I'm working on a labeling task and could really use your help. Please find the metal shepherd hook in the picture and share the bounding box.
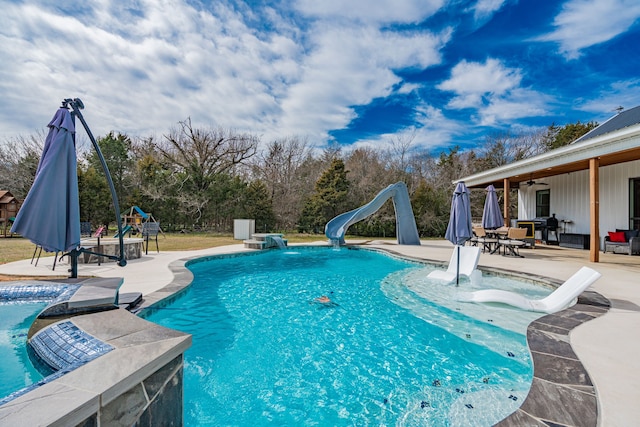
[63,98,127,276]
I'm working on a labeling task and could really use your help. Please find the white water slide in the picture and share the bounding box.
[324,182,421,245]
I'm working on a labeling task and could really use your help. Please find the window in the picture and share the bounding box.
[630,178,640,230]
[536,189,550,217]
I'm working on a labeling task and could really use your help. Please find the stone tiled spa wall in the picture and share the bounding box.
[78,354,184,426]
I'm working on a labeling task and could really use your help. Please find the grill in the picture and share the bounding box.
[532,215,559,245]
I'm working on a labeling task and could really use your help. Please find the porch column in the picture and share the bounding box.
[503,178,510,227]
[590,158,600,262]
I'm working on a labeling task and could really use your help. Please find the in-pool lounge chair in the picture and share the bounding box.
[455,266,601,314]
[427,246,482,284]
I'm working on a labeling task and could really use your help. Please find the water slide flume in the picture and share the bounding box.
[325,182,420,246]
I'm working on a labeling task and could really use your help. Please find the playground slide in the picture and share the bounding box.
[325,182,420,245]
[113,225,132,238]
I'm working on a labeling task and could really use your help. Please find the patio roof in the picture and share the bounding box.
[456,105,640,263]
[459,106,640,189]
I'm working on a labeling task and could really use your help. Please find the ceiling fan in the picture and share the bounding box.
[525,175,548,186]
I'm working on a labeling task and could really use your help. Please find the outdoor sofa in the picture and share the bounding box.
[604,229,640,255]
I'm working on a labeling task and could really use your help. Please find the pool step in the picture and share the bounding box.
[243,233,287,250]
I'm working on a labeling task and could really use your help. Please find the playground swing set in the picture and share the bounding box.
[118,206,164,254]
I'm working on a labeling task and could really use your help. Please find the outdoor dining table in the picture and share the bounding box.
[486,228,509,254]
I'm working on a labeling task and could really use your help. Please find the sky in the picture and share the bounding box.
[1,0,639,153]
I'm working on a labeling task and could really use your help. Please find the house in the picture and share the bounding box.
[0,190,20,237]
[457,105,640,262]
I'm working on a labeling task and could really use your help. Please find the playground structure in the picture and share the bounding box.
[119,206,162,237]
[0,190,19,237]
[119,206,163,254]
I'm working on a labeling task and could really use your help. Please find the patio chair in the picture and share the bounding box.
[142,222,160,254]
[31,245,60,271]
[427,246,482,285]
[80,221,92,237]
[498,227,527,257]
[471,226,498,253]
[455,266,601,314]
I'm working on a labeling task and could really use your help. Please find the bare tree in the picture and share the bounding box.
[384,131,417,177]
[154,118,259,224]
[344,147,386,206]
[160,118,258,181]
[251,136,313,229]
[477,129,546,170]
[0,132,45,199]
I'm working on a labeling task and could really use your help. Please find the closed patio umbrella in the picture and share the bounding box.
[12,99,127,277]
[482,184,504,229]
[11,108,80,254]
[444,182,473,285]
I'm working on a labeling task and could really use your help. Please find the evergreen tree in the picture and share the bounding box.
[298,158,350,233]
[77,165,112,227]
[411,180,449,237]
[543,121,598,150]
[243,180,277,232]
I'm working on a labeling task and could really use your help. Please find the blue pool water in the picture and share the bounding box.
[144,247,547,426]
[0,302,47,400]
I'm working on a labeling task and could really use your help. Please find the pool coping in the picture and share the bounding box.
[136,244,611,426]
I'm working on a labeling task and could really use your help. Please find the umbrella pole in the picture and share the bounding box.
[65,98,127,277]
[456,245,460,286]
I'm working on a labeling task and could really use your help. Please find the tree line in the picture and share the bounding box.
[0,119,597,237]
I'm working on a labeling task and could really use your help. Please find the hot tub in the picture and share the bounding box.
[79,238,144,263]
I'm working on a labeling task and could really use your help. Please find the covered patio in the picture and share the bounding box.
[457,105,640,263]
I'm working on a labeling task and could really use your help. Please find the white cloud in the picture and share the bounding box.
[294,0,444,24]
[437,58,550,125]
[280,25,450,139]
[412,104,465,148]
[0,1,303,141]
[575,79,640,118]
[437,59,522,107]
[0,0,449,148]
[350,104,463,152]
[536,0,640,59]
[396,82,422,95]
[476,88,550,126]
[471,0,508,21]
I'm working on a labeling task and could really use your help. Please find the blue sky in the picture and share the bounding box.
[0,0,639,153]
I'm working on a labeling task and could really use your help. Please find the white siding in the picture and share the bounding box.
[516,160,640,248]
[600,160,640,232]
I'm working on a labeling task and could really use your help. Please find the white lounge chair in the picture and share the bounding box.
[427,246,482,284]
[455,266,601,314]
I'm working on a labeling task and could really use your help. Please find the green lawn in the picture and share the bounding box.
[0,232,334,265]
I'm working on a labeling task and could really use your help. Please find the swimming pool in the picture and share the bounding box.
[0,301,47,400]
[143,247,548,426]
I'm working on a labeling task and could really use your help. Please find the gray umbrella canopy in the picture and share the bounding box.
[445,182,473,246]
[11,108,80,253]
[482,184,504,229]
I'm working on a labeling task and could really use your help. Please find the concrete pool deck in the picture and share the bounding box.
[1,240,639,426]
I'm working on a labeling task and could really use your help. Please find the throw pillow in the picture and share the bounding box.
[608,231,626,243]
[623,229,639,241]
